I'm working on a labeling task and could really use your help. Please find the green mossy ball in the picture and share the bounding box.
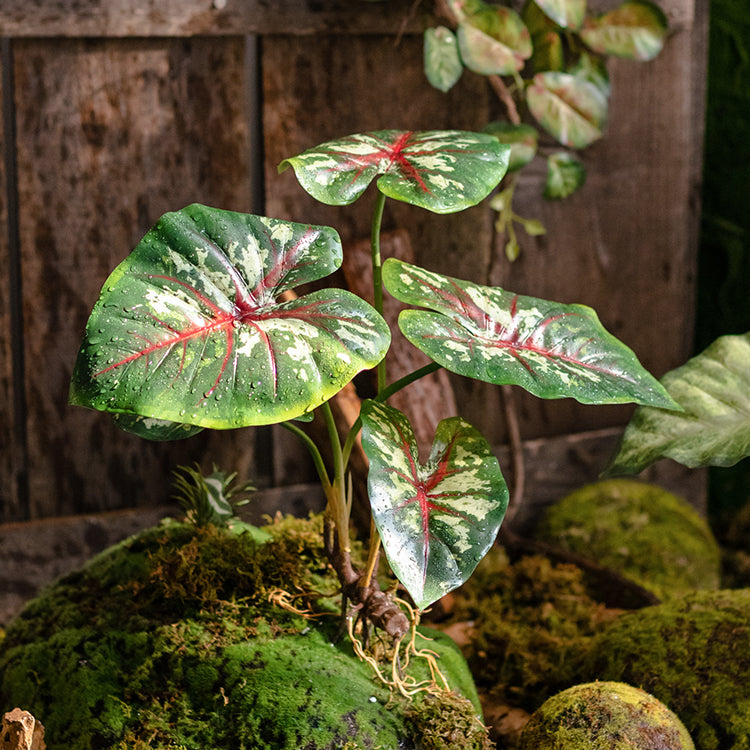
[0,517,484,750]
[534,479,721,600]
[518,681,694,749]
[580,590,750,750]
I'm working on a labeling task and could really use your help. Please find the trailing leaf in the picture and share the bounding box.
[279,130,509,214]
[607,333,750,475]
[382,258,678,408]
[526,71,608,148]
[483,122,539,172]
[456,6,533,76]
[70,204,390,428]
[580,0,668,61]
[544,152,587,199]
[360,400,508,610]
[522,1,566,72]
[424,26,464,92]
[533,0,586,30]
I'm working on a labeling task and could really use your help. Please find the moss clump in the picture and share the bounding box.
[579,589,750,750]
[518,681,695,749]
[0,515,485,750]
[450,547,616,710]
[404,692,493,750]
[533,479,721,600]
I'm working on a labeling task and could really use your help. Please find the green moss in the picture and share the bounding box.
[533,479,721,599]
[0,515,486,750]
[518,682,695,749]
[404,692,493,750]
[450,547,614,710]
[579,590,750,750]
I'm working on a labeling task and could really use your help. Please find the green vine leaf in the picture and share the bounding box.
[279,130,509,214]
[534,0,587,30]
[424,26,464,92]
[527,71,608,148]
[580,0,668,61]
[544,152,587,199]
[70,204,390,428]
[606,333,750,475]
[456,6,533,76]
[360,400,508,610]
[483,122,539,172]
[382,258,678,408]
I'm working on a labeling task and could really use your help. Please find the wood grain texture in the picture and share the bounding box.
[13,37,261,518]
[0,0,424,38]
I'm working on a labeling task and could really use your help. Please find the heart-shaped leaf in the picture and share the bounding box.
[483,122,539,171]
[70,204,390,428]
[360,400,508,610]
[457,5,533,76]
[606,333,750,475]
[526,71,608,148]
[544,151,586,199]
[534,0,587,30]
[581,0,668,61]
[424,26,464,92]
[383,258,678,408]
[279,130,509,214]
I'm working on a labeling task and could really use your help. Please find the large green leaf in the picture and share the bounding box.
[424,26,464,92]
[70,204,390,428]
[607,334,750,474]
[456,6,533,76]
[279,130,509,214]
[580,0,668,61]
[533,0,586,30]
[526,71,608,148]
[382,258,677,408]
[360,400,508,610]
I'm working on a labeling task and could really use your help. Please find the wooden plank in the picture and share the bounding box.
[0,48,18,523]
[13,37,263,519]
[0,0,424,38]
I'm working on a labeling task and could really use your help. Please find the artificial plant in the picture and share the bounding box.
[70,128,677,689]
[424,0,669,258]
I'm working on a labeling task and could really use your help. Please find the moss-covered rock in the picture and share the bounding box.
[533,479,721,600]
[518,681,694,749]
[579,590,750,750]
[448,547,617,710]
[0,516,486,750]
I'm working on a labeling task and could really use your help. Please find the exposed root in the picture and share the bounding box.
[267,587,332,619]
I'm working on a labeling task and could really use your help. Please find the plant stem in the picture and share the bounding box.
[371,190,388,393]
[281,421,332,495]
[321,400,350,552]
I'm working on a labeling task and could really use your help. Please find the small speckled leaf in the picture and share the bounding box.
[526,71,607,148]
[483,122,539,172]
[535,0,586,29]
[360,400,508,610]
[580,0,668,61]
[606,333,750,474]
[424,26,464,92]
[383,259,678,408]
[456,6,533,76]
[70,204,390,428]
[544,152,586,199]
[279,130,509,214]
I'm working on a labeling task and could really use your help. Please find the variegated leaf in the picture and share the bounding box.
[456,6,533,76]
[278,130,509,214]
[544,152,586,199]
[581,0,668,61]
[382,258,678,408]
[606,334,750,475]
[70,204,390,428]
[360,400,508,610]
[535,0,587,29]
[424,26,464,92]
[526,71,608,148]
[483,122,539,172]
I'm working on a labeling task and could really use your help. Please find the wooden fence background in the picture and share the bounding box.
[0,0,708,526]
